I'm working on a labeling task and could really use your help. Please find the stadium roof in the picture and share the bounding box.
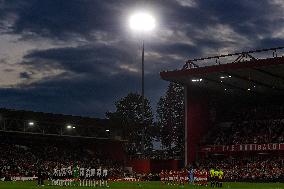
[0,108,107,126]
[160,47,284,96]
[0,108,124,140]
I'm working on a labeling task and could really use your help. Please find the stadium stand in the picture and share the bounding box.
[202,104,284,145]
[198,155,283,182]
[0,109,126,181]
[0,133,125,180]
[161,47,284,182]
[198,103,284,182]
[0,133,122,180]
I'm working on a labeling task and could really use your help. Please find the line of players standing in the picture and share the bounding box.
[160,168,224,187]
[52,166,109,187]
[160,170,189,186]
[209,169,224,188]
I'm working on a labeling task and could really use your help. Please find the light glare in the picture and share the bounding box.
[191,78,203,82]
[220,75,231,79]
[129,12,155,32]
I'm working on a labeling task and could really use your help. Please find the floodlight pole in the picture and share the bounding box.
[129,12,155,157]
[141,40,145,157]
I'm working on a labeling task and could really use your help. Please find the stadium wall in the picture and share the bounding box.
[128,159,180,173]
[185,88,210,165]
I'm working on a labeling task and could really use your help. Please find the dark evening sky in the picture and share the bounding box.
[0,0,283,118]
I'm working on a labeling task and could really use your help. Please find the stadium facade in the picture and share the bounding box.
[160,47,284,166]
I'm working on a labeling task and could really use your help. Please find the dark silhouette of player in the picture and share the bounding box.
[37,166,44,186]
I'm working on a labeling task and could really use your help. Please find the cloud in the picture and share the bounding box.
[22,43,138,75]
[0,0,283,117]
[0,61,165,117]
[176,0,197,8]
[19,71,31,79]
[6,42,164,117]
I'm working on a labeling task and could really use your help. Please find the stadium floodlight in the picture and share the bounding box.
[247,88,251,91]
[106,129,110,132]
[129,12,156,32]
[28,121,34,126]
[220,75,232,79]
[128,11,156,156]
[191,78,203,82]
[66,125,72,129]
[72,126,76,129]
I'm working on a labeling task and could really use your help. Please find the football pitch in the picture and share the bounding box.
[0,181,283,189]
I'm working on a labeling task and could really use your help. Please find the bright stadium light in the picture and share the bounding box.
[106,129,110,132]
[66,125,72,129]
[128,10,156,157]
[129,12,156,32]
[28,121,34,126]
[220,75,232,79]
[191,78,203,82]
[72,126,76,129]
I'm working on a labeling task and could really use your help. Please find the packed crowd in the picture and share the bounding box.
[199,103,284,182]
[204,119,284,145]
[0,136,124,180]
[203,104,284,145]
[199,155,284,182]
[220,103,284,122]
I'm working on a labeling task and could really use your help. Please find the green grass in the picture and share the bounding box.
[0,181,283,189]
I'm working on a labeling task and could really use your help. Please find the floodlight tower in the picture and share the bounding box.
[129,11,156,156]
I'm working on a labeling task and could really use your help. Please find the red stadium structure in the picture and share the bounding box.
[160,47,284,166]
